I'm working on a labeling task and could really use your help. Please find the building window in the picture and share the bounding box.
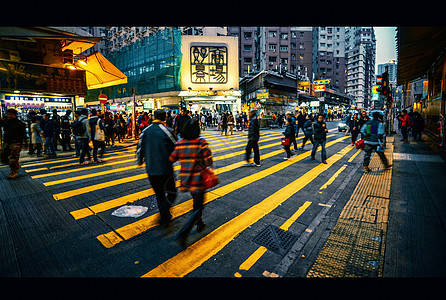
[291,53,296,59]
[320,43,325,47]
[244,32,252,39]
[291,31,297,38]
[299,43,304,49]
[321,35,325,39]
[269,44,277,51]
[280,45,288,52]
[327,35,332,40]
[280,33,288,39]
[327,28,333,34]
[269,56,277,62]
[299,54,304,60]
[245,57,252,63]
[269,31,277,37]
[291,43,296,49]
[244,45,252,51]
[300,32,304,38]
[281,58,288,65]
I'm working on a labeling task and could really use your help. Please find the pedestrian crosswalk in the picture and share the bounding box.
[22,126,363,277]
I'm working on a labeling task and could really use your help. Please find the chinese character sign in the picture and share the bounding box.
[190,46,227,84]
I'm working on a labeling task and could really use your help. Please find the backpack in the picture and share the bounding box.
[72,118,86,136]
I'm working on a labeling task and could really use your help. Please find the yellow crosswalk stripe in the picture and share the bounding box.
[141,143,354,277]
[348,148,362,163]
[22,148,136,169]
[96,136,348,249]
[319,164,348,191]
[52,134,335,200]
[69,137,315,220]
[31,158,137,179]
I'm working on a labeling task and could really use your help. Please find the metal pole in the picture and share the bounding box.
[132,87,136,140]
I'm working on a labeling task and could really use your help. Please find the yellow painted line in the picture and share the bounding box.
[210,133,279,148]
[234,272,242,278]
[22,148,136,168]
[43,164,141,186]
[48,153,136,170]
[96,136,349,249]
[239,246,268,271]
[348,148,362,163]
[279,201,312,231]
[236,201,312,274]
[32,158,137,179]
[25,167,48,173]
[319,164,348,191]
[141,143,354,277]
[70,139,309,220]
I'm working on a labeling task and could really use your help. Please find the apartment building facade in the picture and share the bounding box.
[227,26,313,80]
[345,26,376,109]
[312,26,347,93]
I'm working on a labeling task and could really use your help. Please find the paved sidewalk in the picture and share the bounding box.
[284,130,446,277]
[383,133,446,277]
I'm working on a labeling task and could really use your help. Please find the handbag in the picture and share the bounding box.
[191,141,219,190]
[201,167,219,189]
[281,138,290,146]
[355,139,365,149]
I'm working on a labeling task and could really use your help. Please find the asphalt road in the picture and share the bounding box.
[0,120,366,277]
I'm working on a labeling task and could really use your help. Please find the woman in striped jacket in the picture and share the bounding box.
[169,118,213,247]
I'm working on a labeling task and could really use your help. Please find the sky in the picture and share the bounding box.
[374,27,397,73]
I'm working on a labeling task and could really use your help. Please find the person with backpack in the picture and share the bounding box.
[137,109,178,229]
[299,114,314,150]
[60,109,73,151]
[310,114,328,164]
[360,111,393,172]
[89,109,106,163]
[77,108,92,165]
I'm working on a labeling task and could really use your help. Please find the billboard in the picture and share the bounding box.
[180,36,239,91]
[0,59,87,95]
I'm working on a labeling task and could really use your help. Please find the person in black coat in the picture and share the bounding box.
[350,113,361,145]
[299,114,314,150]
[310,114,328,164]
[244,109,260,167]
[0,109,27,179]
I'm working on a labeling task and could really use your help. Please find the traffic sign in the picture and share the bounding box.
[98,94,108,104]
[313,79,330,85]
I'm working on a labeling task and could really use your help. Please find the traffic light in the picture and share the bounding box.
[376,72,389,96]
[382,72,389,96]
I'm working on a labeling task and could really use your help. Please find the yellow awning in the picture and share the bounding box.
[77,51,127,90]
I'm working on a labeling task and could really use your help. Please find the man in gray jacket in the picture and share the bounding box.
[137,109,177,227]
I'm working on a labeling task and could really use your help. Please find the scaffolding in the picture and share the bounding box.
[86,27,182,102]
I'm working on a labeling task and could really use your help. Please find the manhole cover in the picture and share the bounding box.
[252,225,299,255]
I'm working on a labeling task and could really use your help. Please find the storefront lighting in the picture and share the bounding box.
[13,90,20,93]
[77,59,87,66]
[67,65,77,70]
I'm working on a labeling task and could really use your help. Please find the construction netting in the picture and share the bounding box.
[86,27,182,102]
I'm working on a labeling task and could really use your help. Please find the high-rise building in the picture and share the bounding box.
[227,26,313,80]
[377,60,397,86]
[312,26,347,93]
[345,27,376,109]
